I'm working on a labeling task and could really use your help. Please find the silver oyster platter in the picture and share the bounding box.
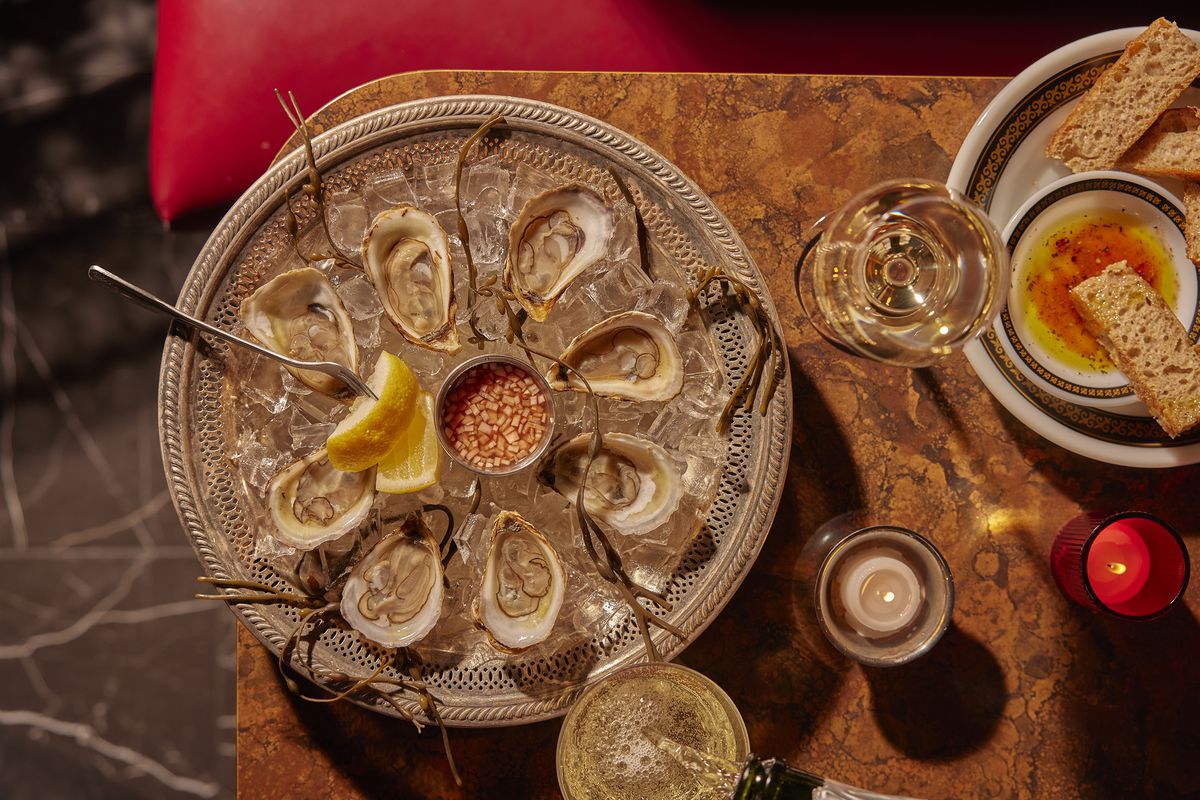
[159,95,792,726]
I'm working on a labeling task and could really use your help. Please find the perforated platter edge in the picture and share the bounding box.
[158,95,792,726]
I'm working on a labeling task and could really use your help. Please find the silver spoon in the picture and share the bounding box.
[88,265,377,400]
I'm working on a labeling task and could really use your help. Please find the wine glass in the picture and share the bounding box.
[794,179,1008,367]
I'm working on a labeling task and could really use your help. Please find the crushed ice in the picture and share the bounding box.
[227,143,737,663]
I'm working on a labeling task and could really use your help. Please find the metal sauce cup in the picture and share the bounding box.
[434,353,557,477]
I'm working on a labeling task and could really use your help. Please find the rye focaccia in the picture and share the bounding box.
[1116,109,1200,263]
[1116,107,1200,179]
[1069,261,1200,438]
[1047,18,1200,173]
[1184,181,1200,263]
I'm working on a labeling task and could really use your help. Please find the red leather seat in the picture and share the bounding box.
[148,1,1159,222]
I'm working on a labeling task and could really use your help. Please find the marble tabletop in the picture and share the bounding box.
[1,2,235,797]
[235,70,1200,799]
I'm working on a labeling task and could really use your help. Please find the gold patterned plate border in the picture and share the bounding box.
[948,26,1200,467]
[997,176,1195,401]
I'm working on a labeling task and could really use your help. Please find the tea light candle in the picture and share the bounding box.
[1085,520,1151,606]
[837,549,924,638]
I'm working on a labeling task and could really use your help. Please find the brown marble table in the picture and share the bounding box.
[237,71,1200,799]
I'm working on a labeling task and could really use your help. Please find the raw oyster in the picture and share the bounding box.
[266,447,376,550]
[240,267,359,397]
[546,310,683,402]
[362,205,460,353]
[476,511,566,653]
[341,515,444,648]
[504,184,614,321]
[539,433,682,536]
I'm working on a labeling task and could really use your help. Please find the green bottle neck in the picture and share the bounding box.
[732,757,824,800]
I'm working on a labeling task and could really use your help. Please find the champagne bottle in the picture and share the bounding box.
[732,755,918,800]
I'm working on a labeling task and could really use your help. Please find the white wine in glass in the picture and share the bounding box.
[795,179,1008,367]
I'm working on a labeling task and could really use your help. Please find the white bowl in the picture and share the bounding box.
[994,170,1197,411]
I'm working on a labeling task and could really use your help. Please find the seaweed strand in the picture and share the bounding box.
[452,112,506,346]
[607,167,653,280]
[193,515,460,784]
[274,89,361,269]
[691,267,785,432]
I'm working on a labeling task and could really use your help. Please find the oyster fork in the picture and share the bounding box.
[88,265,377,400]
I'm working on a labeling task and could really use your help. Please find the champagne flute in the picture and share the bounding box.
[794,179,1008,367]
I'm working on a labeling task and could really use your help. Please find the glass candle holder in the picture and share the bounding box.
[1051,511,1190,619]
[814,525,954,667]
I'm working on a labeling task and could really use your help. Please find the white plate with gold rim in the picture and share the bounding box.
[948,25,1200,468]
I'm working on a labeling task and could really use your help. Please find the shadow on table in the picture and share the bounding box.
[781,347,865,538]
[914,366,969,441]
[1005,512,1200,798]
[990,396,1200,542]
[1063,602,1200,799]
[278,669,561,799]
[683,351,862,755]
[862,623,1006,761]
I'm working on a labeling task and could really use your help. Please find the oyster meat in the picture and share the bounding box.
[540,433,683,536]
[266,447,376,550]
[362,205,460,353]
[546,310,683,402]
[240,267,359,397]
[341,515,444,648]
[476,511,566,652]
[504,184,614,322]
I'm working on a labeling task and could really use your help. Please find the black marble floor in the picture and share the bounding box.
[1,1,234,797]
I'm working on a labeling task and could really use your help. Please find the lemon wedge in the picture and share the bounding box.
[376,392,442,494]
[326,351,419,472]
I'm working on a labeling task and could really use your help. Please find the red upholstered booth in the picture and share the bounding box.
[148,1,1175,222]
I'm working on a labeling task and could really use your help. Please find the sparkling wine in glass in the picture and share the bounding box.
[795,179,1008,367]
[556,662,749,800]
[556,662,923,799]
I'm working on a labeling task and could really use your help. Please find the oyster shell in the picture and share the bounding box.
[240,267,359,397]
[266,447,376,551]
[546,311,683,402]
[504,184,614,322]
[341,515,444,648]
[476,511,566,652]
[539,433,682,536]
[362,205,460,353]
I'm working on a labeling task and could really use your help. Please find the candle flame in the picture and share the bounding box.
[1107,561,1127,575]
[882,591,895,603]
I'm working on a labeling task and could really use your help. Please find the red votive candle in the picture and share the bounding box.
[1084,521,1150,606]
[1051,511,1190,620]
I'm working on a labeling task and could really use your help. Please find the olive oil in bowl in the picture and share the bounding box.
[1014,208,1177,373]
